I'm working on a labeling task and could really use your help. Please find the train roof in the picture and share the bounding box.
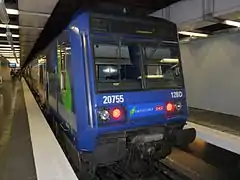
[89,10,176,27]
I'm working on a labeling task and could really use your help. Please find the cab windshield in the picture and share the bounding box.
[92,34,183,92]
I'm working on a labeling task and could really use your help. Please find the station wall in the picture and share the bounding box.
[180,32,240,117]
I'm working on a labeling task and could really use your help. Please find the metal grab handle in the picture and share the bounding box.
[80,32,94,128]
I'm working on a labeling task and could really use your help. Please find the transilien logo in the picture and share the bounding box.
[130,107,136,116]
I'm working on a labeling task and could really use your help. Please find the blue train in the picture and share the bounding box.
[25,9,196,177]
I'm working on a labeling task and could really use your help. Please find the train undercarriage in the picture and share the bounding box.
[53,114,195,180]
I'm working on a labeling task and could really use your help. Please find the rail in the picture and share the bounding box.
[96,160,191,180]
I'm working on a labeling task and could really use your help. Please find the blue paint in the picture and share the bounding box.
[68,13,97,150]
[92,89,188,139]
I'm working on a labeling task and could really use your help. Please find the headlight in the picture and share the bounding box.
[175,102,182,111]
[99,109,110,121]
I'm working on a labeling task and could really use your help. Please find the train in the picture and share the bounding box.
[24,8,196,178]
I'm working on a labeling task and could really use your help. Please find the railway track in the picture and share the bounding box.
[96,160,191,180]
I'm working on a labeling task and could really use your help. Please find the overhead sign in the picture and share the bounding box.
[8,62,16,68]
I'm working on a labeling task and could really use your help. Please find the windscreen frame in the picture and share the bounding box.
[141,41,184,90]
[91,33,184,93]
[91,33,144,93]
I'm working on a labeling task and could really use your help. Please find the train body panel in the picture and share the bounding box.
[77,89,187,150]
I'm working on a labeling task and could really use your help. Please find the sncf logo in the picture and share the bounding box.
[155,105,164,111]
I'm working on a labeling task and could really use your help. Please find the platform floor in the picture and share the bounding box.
[187,107,240,155]
[189,108,240,136]
[0,79,78,180]
[0,80,37,180]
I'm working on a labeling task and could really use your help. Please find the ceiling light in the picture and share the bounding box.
[0,48,20,51]
[7,59,18,62]
[0,52,20,54]
[160,58,179,63]
[0,24,19,29]
[1,55,19,58]
[0,33,19,37]
[0,49,20,52]
[0,44,20,47]
[0,51,20,54]
[4,55,19,57]
[178,31,208,37]
[7,57,20,59]
[6,8,19,15]
[0,54,20,57]
[223,20,240,27]
[1,56,19,58]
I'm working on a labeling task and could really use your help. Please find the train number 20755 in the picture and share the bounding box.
[103,95,124,104]
[171,91,183,98]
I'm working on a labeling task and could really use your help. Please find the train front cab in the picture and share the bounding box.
[69,12,196,166]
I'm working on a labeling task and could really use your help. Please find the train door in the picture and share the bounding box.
[47,45,58,113]
[56,31,75,131]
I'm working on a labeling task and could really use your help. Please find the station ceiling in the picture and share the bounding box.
[2,0,58,65]
[20,0,183,67]
[2,0,237,67]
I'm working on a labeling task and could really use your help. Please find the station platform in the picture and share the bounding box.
[0,79,78,180]
[186,107,240,155]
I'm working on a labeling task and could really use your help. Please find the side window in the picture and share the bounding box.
[58,42,71,92]
[57,31,71,92]
[60,47,67,91]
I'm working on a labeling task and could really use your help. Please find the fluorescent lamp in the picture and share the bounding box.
[0,48,11,50]
[2,54,20,56]
[6,58,20,61]
[2,56,19,58]
[0,49,20,52]
[224,20,240,27]
[8,59,17,63]
[178,31,208,37]
[137,75,164,79]
[0,33,19,38]
[1,55,20,57]
[160,58,179,63]
[0,24,19,29]
[3,54,19,56]
[0,48,20,51]
[6,8,19,15]
[0,51,20,53]
[0,52,20,54]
